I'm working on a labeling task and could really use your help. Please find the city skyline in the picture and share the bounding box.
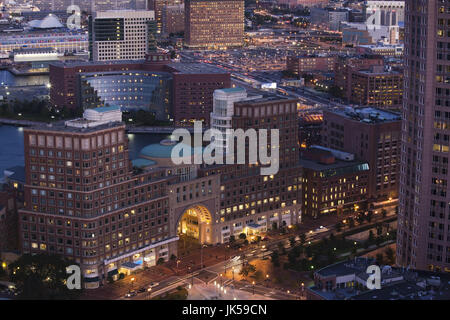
[0,0,449,305]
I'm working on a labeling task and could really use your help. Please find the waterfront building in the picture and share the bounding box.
[49,54,231,126]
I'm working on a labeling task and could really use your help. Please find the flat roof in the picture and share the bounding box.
[27,120,125,134]
[326,107,401,124]
[50,59,144,68]
[299,158,369,173]
[168,62,229,74]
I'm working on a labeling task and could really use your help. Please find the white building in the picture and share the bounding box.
[210,88,263,155]
[65,106,122,128]
[89,10,155,61]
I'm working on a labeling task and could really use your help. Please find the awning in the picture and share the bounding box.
[247,223,263,230]
[121,262,141,270]
[84,276,99,283]
[107,269,118,276]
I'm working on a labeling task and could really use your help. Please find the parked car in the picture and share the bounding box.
[148,282,159,288]
[125,290,137,298]
[138,287,146,293]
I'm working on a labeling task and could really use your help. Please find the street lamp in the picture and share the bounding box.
[200,244,207,270]
[252,281,255,295]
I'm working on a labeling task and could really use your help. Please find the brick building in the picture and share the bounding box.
[322,107,401,203]
[18,108,178,288]
[349,65,403,109]
[162,4,185,35]
[334,55,384,101]
[300,147,369,219]
[286,54,336,76]
[49,53,231,126]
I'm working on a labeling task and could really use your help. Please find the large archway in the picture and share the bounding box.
[177,205,213,246]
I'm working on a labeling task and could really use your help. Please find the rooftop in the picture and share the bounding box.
[168,62,230,74]
[299,158,369,175]
[316,257,375,278]
[27,120,125,134]
[326,107,401,124]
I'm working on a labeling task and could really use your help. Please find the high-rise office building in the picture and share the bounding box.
[89,10,156,61]
[397,0,450,273]
[148,0,183,34]
[162,3,185,35]
[184,0,244,50]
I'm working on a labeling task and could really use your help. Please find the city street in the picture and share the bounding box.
[81,208,396,300]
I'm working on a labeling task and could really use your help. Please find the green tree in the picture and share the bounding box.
[375,253,384,265]
[157,258,165,265]
[239,263,256,277]
[239,233,247,240]
[229,235,236,244]
[376,223,383,236]
[368,230,375,243]
[348,218,355,228]
[9,253,82,300]
[271,250,280,267]
[299,233,306,245]
[381,209,387,218]
[289,236,296,247]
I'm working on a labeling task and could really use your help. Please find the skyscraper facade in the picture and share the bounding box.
[89,10,156,61]
[184,0,244,50]
[397,0,450,272]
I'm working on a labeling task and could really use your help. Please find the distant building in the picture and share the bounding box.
[286,55,336,76]
[184,0,244,50]
[356,44,404,57]
[148,0,183,34]
[49,55,231,126]
[310,7,350,31]
[347,65,403,109]
[341,1,405,45]
[322,107,401,203]
[88,10,156,61]
[298,112,323,149]
[276,0,328,9]
[0,29,88,55]
[334,55,385,101]
[162,4,185,35]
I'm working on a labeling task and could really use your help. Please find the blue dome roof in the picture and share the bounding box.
[132,158,156,168]
[140,143,204,159]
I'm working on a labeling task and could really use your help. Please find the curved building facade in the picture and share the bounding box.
[79,70,173,121]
